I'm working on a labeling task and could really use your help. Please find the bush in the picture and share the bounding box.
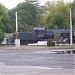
[51,42,55,46]
[47,39,55,47]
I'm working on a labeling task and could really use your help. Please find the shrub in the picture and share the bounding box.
[47,39,55,47]
[51,42,55,46]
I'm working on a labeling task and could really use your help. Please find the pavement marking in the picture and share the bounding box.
[34,51,57,54]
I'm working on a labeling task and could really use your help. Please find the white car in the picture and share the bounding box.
[1,38,8,45]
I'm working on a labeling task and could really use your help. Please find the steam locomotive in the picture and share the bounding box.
[12,27,75,45]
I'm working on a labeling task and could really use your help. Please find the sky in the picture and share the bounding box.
[0,0,73,9]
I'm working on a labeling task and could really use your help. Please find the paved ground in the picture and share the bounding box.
[0,46,75,75]
[0,64,74,75]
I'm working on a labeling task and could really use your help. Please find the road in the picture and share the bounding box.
[0,48,75,75]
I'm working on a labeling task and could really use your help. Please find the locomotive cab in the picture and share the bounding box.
[33,27,46,40]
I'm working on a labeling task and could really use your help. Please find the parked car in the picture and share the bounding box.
[1,38,8,45]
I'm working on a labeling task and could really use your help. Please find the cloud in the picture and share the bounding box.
[0,0,24,9]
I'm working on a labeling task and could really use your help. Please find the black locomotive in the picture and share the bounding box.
[11,27,75,45]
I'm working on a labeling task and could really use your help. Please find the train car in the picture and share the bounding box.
[11,27,75,45]
[33,27,75,43]
[33,27,70,39]
[33,27,53,40]
[11,32,38,45]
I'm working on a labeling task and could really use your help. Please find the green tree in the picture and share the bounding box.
[71,0,75,31]
[8,9,16,33]
[0,3,10,33]
[8,0,41,32]
[44,1,70,29]
[0,28,4,43]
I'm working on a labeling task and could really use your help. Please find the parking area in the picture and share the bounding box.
[0,48,75,75]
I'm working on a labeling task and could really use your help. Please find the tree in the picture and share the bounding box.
[71,0,75,31]
[8,1,42,32]
[8,9,16,33]
[0,28,4,43]
[0,3,10,33]
[44,1,70,29]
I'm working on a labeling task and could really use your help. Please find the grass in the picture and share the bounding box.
[0,44,75,50]
[47,44,75,49]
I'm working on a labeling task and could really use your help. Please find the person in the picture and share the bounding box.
[6,39,9,46]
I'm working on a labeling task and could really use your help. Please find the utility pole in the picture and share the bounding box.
[16,11,18,39]
[15,11,20,48]
[70,3,73,46]
[16,11,18,34]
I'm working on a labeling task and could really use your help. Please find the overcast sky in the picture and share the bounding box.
[0,0,73,9]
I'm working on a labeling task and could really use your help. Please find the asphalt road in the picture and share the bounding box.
[0,49,75,75]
